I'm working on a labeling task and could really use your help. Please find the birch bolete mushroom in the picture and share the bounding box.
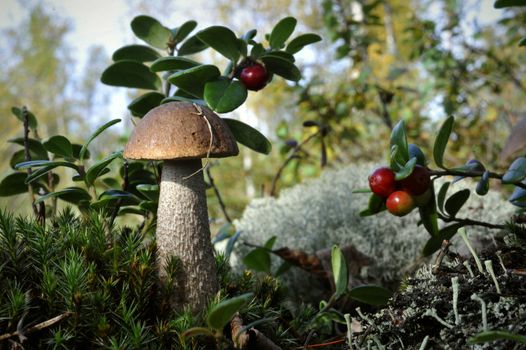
[123,101,238,312]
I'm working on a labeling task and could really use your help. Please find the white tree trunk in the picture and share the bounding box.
[156,159,218,312]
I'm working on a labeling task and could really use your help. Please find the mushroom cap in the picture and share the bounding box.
[124,102,239,160]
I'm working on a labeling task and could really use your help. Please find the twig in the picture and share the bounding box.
[0,312,73,342]
[22,106,39,218]
[109,159,129,228]
[437,212,505,230]
[432,240,451,274]
[270,131,321,196]
[230,313,282,350]
[429,169,526,190]
[206,165,232,223]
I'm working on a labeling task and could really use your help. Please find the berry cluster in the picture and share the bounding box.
[368,165,431,216]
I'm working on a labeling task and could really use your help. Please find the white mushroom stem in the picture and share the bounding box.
[156,159,218,312]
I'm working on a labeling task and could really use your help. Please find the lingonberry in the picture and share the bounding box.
[398,165,431,195]
[369,167,396,198]
[386,191,415,216]
[240,64,268,91]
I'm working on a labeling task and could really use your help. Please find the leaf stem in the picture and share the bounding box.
[429,169,526,190]
[437,212,505,230]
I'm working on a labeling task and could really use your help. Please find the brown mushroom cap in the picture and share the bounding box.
[124,102,239,160]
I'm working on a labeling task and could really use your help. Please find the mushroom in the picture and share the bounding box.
[124,101,238,312]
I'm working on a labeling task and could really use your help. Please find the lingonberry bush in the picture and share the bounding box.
[360,115,526,256]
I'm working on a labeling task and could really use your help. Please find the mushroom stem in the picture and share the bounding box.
[157,159,218,312]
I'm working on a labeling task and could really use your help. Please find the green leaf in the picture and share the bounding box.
[8,138,48,160]
[509,182,526,206]
[494,0,526,8]
[225,231,241,259]
[130,15,171,49]
[260,55,301,81]
[136,184,159,201]
[172,20,197,43]
[212,223,236,244]
[112,45,160,62]
[128,92,165,117]
[436,181,450,214]
[360,193,386,217]
[502,157,526,183]
[20,161,79,184]
[331,245,348,296]
[418,186,439,236]
[35,187,91,205]
[43,135,73,158]
[349,285,392,306]
[79,119,121,162]
[72,144,89,160]
[444,189,470,217]
[161,96,205,105]
[469,330,526,345]
[182,327,215,339]
[11,107,38,129]
[223,118,272,154]
[196,26,240,61]
[250,43,265,58]
[352,188,372,194]
[264,236,277,250]
[390,120,409,166]
[0,173,29,197]
[264,51,295,62]
[204,78,247,113]
[91,190,138,209]
[207,293,254,331]
[269,17,297,48]
[422,223,463,256]
[519,37,526,47]
[150,56,200,72]
[242,29,257,41]
[101,60,161,90]
[85,152,122,186]
[285,33,322,54]
[476,171,490,196]
[243,248,271,272]
[168,65,220,98]
[433,116,454,169]
[178,35,208,56]
[10,150,48,169]
[395,157,417,181]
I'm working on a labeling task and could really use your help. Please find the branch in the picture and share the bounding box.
[230,313,282,350]
[206,165,232,223]
[437,212,506,230]
[429,169,526,190]
[0,312,73,342]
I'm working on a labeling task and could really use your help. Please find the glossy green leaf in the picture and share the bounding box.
[469,330,526,344]
[390,120,409,165]
[101,60,161,90]
[264,51,295,62]
[112,45,160,62]
[408,143,427,166]
[250,43,265,58]
[172,20,197,43]
[237,39,247,58]
[418,187,439,236]
[177,35,208,56]
[225,231,241,259]
[494,0,526,8]
[444,189,470,217]
[331,245,348,296]
[243,248,271,272]
[242,29,257,41]
[72,144,89,160]
[260,55,301,81]
[130,15,171,49]
[139,200,157,212]
[509,181,526,206]
[285,33,322,54]
[433,116,454,169]
[476,171,490,196]
[21,162,79,184]
[9,138,48,160]
[436,181,450,214]
[264,236,277,250]
[85,152,122,186]
[349,285,392,306]
[79,119,121,162]
[207,293,254,331]
[269,17,297,48]
[223,118,272,154]
[395,157,417,181]
[204,78,247,113]
[502,157,526,183]
[359,193,386,216]
[128,92,165,117]
[10,150,47,169]
[136,184,159,201]
[196,26,240,61]
[0,173,29,197]
[422,223,463,256]
[168,65,220,98]
[35,187,91,205]
[11,107,38,129]
[43,135,73,158]
[91,190,138,209]
[150,56,200,72]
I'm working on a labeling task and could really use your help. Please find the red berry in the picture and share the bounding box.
[240,64,268,91]
[398,165,431,195]
[386,191,415,216]
[368,167,396,197]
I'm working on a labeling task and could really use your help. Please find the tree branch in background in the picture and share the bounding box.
[206,164,232,223]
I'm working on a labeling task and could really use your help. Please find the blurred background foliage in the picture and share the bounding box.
[1,0,525,226]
